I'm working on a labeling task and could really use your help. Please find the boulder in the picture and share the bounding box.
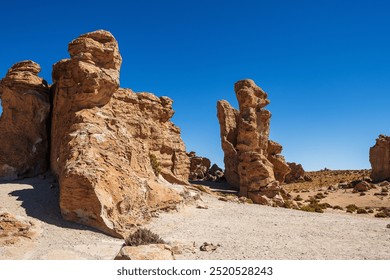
[115,244,174,260]
[370,135,390,182]
[354,181,370,192]
[217,79,289,205]
[285,162,310,183]
[0,61,50,179]
[187,152,211,180]
[0,211,36,246]
[51,30,190,237]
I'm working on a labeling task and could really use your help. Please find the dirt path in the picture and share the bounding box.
[0,175,123,260]
[148,193,390,260]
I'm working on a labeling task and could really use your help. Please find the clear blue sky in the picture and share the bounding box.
[1,0,389,171]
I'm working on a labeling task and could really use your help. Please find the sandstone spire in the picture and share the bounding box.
[217,79,290,205]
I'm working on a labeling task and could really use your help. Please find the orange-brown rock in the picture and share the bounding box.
[216,100,239,188]
[0,211,36,246]
[115,244,175,260]
[51,30,190,237]
[285,162,306,183]
[267,140,291,183]
[217,79,289,205]
[0,61,50,179]
[370,135,390,182]
[187,152,211,180]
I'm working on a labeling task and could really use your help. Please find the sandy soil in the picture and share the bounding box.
[1,174,389,260]
[0,175,123,260]
[148,193,390,259]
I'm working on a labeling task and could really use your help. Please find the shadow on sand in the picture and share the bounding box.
[190,180,239,195]
[1,173,102,234]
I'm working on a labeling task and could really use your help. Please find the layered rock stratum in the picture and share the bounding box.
[370,135,390,182]
[217,79,290,205]
[49,30,190,237]
[0,61,50,179]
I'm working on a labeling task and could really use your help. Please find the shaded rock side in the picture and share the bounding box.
[216,100,239,188]
[267,140,291,183]
[370,135,390,182]
[217,79,289,205]
[51,30,190,237]
[285,162,306,183]
[0,61,50,179]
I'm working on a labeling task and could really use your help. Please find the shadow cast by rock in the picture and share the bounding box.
[4,174,104,235]
[190,180,238,195]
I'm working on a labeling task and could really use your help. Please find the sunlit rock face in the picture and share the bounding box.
[217,79,290,206]
[370,135,390,182]
[51,30,190,237]
[0,60,50,179]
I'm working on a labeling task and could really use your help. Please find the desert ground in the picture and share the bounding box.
[1,170,389,260]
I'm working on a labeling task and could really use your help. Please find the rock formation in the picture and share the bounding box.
[0,211,36,246]
[217,79,290,205]
[0,61,50,179]
[267,140,291,183]
[187,152,211,180]
[285,162,307,183]
[51,30,190,237]
[370,135,390,182]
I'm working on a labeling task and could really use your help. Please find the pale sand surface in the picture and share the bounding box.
[148,193,390,260]
[1,177,389,260]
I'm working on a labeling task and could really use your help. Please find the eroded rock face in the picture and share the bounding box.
[0,211,36,246]
[267,140,290,183]
[0,61,50,179]
[370,135,390,182]
[285,162,305,183]
[217,79,289,205]
[51,30,189,237]
[187,152,211,180]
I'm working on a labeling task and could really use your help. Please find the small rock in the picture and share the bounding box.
[200,242,220,252]
[354,181,370,192]
[386,224,390,229]
[196,202,208,209]
[115,244,174,260]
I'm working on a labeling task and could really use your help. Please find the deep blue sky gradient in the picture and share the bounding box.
[1,0,389,170]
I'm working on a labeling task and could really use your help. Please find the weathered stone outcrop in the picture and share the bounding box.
[217,79,289,205]
[0,61,50,179]
[285,162,306,183]
[216,100,239,187]
[267,140,290,183]
[187,152,211,180]
[51,30,190,237]
[370,135,390,182]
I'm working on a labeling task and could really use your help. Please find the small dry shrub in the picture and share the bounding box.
[346,204,358,213]
[357,208,367,214]
[299,198,324,213]
[315,193,326,200]
[333,205,343,210]
[125,228,165,246]
[375,212,388,218]
[149,153,161,176]
[294,195,303,201]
